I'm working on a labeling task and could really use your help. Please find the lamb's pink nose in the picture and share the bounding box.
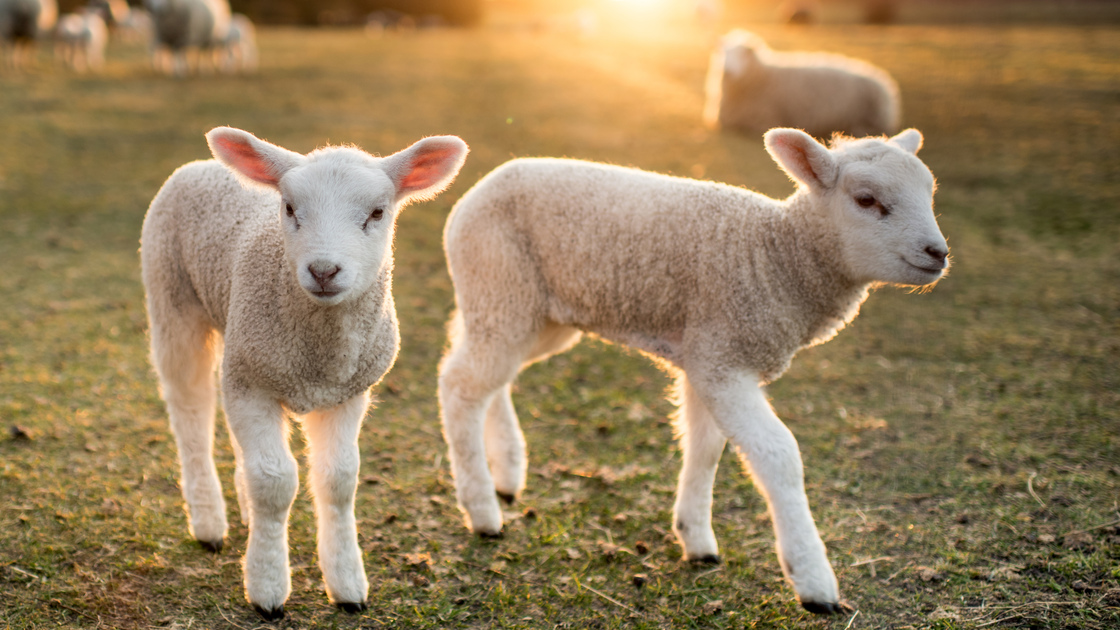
[924,245,948,267]
[308,262,340,288]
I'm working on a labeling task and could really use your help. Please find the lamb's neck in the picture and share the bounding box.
[768,191,870,347]
[278,267,395,354]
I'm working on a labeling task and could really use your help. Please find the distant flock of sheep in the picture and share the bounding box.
[0,0,257,74]
[11,0,950,622]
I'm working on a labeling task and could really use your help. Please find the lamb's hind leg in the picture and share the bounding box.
[686,368,842,614]
[439,324,537,536]
[672,374,727,564]
[302,393,370,612]
[483,384,524,506]
[485,323,582,505]
[150,314,227,552]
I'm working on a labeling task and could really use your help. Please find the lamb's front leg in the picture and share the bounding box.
[302,393,370,612]
[223,387,298,621]
[672,375,728,563]
[686,368,842,614]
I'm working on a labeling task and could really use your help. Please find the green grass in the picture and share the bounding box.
[2,8,1119,630]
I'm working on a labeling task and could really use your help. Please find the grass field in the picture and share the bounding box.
[1,5,1119,629]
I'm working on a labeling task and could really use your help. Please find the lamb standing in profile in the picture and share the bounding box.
[704,30,900,139]
[438,129,948,614]
[141,127,468,619]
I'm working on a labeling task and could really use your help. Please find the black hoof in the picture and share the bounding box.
[478,529,504,539]
[801,600,853,615]
[496,491,517,505]
[336,601,367,614]
[689,554,721,565]
[253,604,285,621]
[198,539,223,554]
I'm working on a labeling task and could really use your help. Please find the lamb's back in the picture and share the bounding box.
[449,158,778,359]
[142,159,279,332]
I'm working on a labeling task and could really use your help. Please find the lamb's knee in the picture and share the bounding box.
[314,457,360,506]
[439,355,512,416]
[245,457,299,514]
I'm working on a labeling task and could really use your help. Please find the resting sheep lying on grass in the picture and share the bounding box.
[141,127,468,620]
[438,128,948,614]
[704,30,900,139]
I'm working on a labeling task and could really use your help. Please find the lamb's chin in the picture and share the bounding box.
[880,266,942,288]
[303,287,349,306]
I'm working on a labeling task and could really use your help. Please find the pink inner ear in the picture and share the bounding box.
[213,135,278,186]
[399,147,457,193]
[778,138,814,179]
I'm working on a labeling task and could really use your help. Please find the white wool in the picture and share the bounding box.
[704,30,901,139]
[144,0,230,76]
[437,129,947,613]
[141,127,467,619]
[54,11,107,72]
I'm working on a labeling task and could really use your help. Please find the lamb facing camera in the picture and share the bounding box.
[141,127,467,619]
[437,128,947,614]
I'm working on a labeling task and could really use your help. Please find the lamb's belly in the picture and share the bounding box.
[593,328,684,367]
[548,300,684,366]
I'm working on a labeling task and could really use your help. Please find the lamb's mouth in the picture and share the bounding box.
[312,289,342,299]
[906,262,944,275]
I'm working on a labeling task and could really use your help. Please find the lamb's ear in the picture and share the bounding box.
[382,135,469,205]
[206,127,303,189]
[765,128,838,190]
[889,128,923,154]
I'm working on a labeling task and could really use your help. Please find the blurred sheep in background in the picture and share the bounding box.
[54,8,106,71]
[219,13,256,73]
[145,0,230,76]
[1,0,57,69]
[703,29,900,139]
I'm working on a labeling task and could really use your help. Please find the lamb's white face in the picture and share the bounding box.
[205,127,469,307]
[277,153,398,306]
[765,128,948,288]
[827,143,948,286]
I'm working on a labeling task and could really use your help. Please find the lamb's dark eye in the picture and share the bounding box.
[285,203,295,218]
[364,208,384,230]
[856,195,877,208]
